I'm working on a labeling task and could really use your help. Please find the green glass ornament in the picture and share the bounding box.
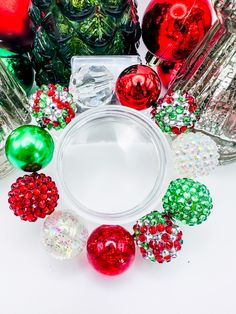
[162,178,213,226]
[5,125,54,172]
[0,48,34,96]
[28,0,141,86]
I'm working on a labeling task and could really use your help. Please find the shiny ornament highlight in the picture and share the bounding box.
[152,90,200,135]
[42,210,88,260]
[5,125,54,172]
[133,211,183,263]
[0,0,34,51]
[29,84,77,130]
[173,133,219,178]
[87,225,135,276]
[157,61,182,89]
[142,0,212,62]
[163,178,213,226]
[116,65,161,110]
[8,173,59,222]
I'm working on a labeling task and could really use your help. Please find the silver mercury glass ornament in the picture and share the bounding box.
[170,0,236,164]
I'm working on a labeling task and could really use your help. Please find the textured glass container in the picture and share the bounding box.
[0,59,31,178]
[56,106,172,224]
[171,0,236,164]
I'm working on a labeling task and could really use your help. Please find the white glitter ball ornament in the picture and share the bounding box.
[172,132,219,178]
[42,210,88,260]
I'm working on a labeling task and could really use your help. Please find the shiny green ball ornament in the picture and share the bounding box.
[5,125,54,172]
[162,178,213,226]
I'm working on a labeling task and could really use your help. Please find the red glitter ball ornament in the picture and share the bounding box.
[115,64,161,110]
[142,0,212,62]
[157,61,183,89]
[87,225,135,276]
[8,173,59,222]
[0,0,34,51]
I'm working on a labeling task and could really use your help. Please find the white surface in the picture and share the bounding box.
[1,2,236,314]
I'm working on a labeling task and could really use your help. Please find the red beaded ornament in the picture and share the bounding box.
[115,65,161,110]
[87,225,135,276]
[133,211,183,263]
[8,173,59,222]
[142,0,212,62]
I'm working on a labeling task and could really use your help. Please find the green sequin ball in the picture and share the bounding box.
[162,178,213,226]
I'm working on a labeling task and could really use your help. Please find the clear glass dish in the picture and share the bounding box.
[56,106,172,224]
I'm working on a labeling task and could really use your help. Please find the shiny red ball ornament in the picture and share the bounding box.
[115,65,161,110]
[157,61,183,89]
[142,0,212,62]
[0,0,33,51]
[8,173,59,222]
[87,225,135,276]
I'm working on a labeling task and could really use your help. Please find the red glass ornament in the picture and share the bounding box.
[87,225,135,276]
[142,0,212,62]
[0,0,33,50]
[157,61,183,89]
[115,65,161,110]
[8,173,59,222]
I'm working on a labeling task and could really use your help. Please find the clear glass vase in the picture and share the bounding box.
[171,0,236,164]
[0,59,31,178]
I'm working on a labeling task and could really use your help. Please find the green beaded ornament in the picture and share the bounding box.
[162,178,213,226]
[5,125,54,172]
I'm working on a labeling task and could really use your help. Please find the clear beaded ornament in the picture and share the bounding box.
[172,132,219,178]
[42,210,88,260]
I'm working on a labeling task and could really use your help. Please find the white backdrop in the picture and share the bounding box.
[1,1,236,314]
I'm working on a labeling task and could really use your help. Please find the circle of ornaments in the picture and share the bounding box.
[152,90,200,135]
[29,83,77,131]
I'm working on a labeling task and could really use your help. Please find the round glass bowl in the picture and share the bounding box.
[56,106,172,224]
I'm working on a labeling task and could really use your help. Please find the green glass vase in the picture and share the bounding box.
[29,0,141,86]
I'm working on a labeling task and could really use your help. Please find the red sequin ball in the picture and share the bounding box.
[116,65,161,110]
[8,173,59,222]
[133,211,183,263]
[87,225,135,276]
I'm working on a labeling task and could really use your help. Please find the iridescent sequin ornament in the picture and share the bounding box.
[29,84,77,131]
[42,210,88,260]
[133,211,183,263]
[152,90,200,135]
[173,132,219,178]
[163,178,213,226]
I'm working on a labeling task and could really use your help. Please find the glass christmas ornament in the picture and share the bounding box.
[115,65,161,110]
[0,59,31,178]
[152,90,200,135]
[173,132,219,178]
[87,225,135,276]
[8,173,59,222]
[157,61,182,89]
[5,125,54,172]
[0,48,34,95]
[69,56,142,110]
[56,106,172,224]
[163,178,213,226]
[133,211,183,263]
[142,0,212,62]
[42,210,88,260]
[170,0,236,164]
[29,0,141,86]
[0,0,34,51]
[29,84,77,130]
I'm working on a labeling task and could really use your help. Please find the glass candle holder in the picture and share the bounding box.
[56,106,172,224]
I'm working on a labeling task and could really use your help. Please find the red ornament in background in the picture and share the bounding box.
[157,61,183,89]
[115,65,161,111]
[142,0,212,62]
[8,173,59,222]
[87,225,135,276]
[0,0,33,51]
